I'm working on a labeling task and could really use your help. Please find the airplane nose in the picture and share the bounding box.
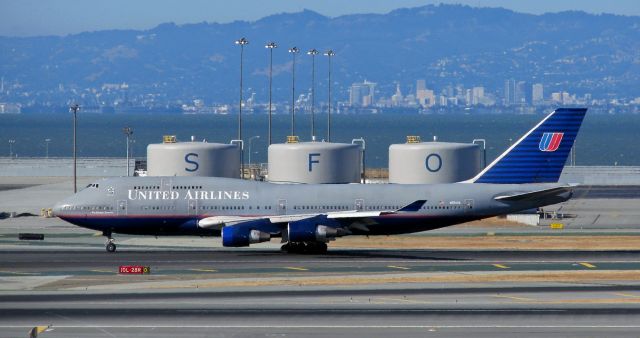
[51,202,63,217]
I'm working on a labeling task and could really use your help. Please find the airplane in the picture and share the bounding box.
[53,108,587,254]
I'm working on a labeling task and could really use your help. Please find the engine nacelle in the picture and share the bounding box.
[288,220,341,243]
[315,225,339,242]
[222,226,271,247]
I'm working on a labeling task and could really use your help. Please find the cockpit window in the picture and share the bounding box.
[85,184,100,188]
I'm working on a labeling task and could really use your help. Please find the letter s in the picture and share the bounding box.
[185,153,199,172]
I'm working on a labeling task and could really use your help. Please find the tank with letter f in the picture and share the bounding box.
[268,136,362,184]
[147,135,240,178]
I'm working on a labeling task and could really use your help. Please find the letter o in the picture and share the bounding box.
[425,153,442,172]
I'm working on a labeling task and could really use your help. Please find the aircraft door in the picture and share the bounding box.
[117,200,127,216]
[355,199,364,211]
[188,199,197,216]
[278,199,287,215]
[161,178,171,191]
[464,199,474,212]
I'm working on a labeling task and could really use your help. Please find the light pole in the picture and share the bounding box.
[235,37,249,177]
[248,135,260,167]
[288,47,299,136]
[45,138,51,158]
[324,50,335,142]
[70,104,80,193]
[265,41,277,145]
[123,127,133,176]
[8,139,15,158]
[307,48,319,141]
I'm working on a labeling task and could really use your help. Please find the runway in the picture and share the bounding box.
[2,249,640,337]
[2,283,640,337]
[2,249,640,277]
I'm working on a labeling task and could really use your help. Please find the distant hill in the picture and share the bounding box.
[1,4,639,106]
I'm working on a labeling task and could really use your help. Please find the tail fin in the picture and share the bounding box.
[469,108,587,184]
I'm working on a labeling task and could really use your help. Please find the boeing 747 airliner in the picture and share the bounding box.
[53,108,586,253]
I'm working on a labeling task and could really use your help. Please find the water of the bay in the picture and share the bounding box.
[1,112,638,167]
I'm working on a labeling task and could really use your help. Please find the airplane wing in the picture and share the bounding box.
[494,185,575,202]
[197,200,427,230]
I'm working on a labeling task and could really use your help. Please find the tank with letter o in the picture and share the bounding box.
[147,137,240,177]
[389,137,481,184]
[268,142,361,184]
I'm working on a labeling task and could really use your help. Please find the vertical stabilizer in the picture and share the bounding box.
[470,108,587,184]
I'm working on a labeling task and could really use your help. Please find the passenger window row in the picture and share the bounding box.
[293,205,349,210]
[142,206,176,211]
[172,186,203,190]
[63,205,112,211]
[199,205,273,210]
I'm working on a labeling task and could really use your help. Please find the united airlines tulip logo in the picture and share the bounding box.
[539,132,564,152]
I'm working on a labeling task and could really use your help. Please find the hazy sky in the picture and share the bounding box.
[1,0,639,37]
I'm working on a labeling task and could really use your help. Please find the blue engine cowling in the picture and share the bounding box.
[221,220,276,247]
[287,217,341,242]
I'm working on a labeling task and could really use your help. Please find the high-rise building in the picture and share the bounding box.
[504,79,516,105]
[465,89,472,106]
[472,87,484,105]
[391,83,403,106]
[416,80,434,107]
[551,91,572,104]
[417,89,435,107]
[532,83,544,104]
[515,81,529,105]
[349,80,376,107]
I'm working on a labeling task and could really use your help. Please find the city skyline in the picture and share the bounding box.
[1,4,639,114]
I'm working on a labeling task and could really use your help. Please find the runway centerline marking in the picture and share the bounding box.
[284,267,308,271]
[387,265,410,270]
[90,269,116,274]
[0,270,39,275]
[190,268,217,273]
[579,262,597,269]
[612,292,640,299]
[377,297,431,304]
[493,295,536,302]
[493,264,510,269]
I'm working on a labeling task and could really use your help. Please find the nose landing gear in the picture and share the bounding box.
[104,231,116,253]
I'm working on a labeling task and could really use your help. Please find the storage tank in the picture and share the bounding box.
[389,136,481,184]
[147,136,240,177]
[268,140,361,184]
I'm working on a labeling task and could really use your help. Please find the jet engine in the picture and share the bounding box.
[222,226,271,247]
[287,219,344,243]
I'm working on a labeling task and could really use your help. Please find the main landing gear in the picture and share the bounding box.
[281,241,328,254]
[104,231,116,253]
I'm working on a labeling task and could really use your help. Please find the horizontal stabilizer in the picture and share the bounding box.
[494,185,574,202]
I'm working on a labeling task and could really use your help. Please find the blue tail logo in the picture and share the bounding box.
[471,108,587,184]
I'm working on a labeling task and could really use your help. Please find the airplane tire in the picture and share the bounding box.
[307,242,328,254]
[106,243,117,253]
[282,241,327,254]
